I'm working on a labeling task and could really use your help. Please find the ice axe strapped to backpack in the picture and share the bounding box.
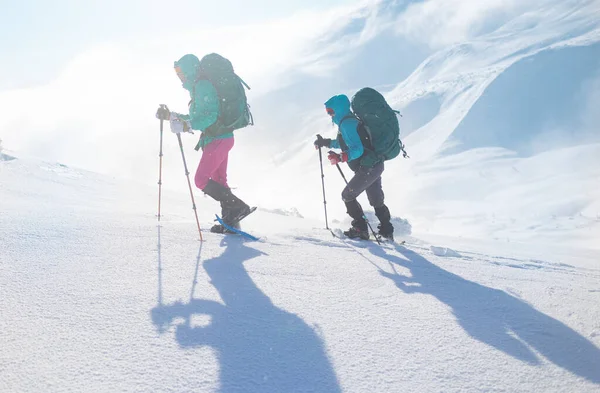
[340,87,408,164]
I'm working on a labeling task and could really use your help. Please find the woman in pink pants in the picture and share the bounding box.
[194,137,235,191]
[165,53,254,233]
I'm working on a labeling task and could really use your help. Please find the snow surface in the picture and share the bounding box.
[2,0,600,391]
[1,1,599,250]
[1,153,600,392]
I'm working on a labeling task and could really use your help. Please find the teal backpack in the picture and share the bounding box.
[196,53,253,138]
[348,87,408,162]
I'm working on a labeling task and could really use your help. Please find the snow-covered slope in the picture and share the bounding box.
[1,0,599,247]
[247,0,600,248]
[1,152,600,392]
[2,1,600,389]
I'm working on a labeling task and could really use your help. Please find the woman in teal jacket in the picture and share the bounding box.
[314,94,394,241]
[167,54,253,232]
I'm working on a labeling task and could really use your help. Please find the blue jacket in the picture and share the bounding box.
[325,95,365,162]
[174,54,233,148]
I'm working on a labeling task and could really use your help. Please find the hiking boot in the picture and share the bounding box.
[210,224,236,234]
[377,223,394,241]
[223,204,254,227]
[344,218,369,240]
[344,226,369,240]
[375,205,394,241]
[203,179,254,226]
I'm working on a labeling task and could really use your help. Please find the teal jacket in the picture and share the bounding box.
[325,94,380,167]
[174,54,233,149]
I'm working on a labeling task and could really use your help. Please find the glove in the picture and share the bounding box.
[313,134,332,149]
[169,112,184,121]
[156,104,170,120]
[328,151,348,165]
[170,117,192,134]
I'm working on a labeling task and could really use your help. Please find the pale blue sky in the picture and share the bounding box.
[0,0,351,90]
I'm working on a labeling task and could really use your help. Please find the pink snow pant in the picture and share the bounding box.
[194,137,235,190]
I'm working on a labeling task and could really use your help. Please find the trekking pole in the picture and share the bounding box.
[317,147,330,230]
[334,162,349,184]
[157,110,165,222]
[334,162,381,245]
[176,133,203,241]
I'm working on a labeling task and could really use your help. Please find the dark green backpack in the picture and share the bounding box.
[197,53,253,138]
[350,87,407,161]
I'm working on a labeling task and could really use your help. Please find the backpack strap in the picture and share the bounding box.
[221,106,254,129]
[339,114,355,125]
[238,75,251,90]
[400,141,409,159]
[339,113,377,155]
[391,110,409,158]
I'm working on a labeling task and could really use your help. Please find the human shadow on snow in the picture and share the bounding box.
[151,233,341,393]
[366,243,600,384]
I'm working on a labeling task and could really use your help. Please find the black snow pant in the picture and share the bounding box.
[340,162,392,233]
[341,162,385,207]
